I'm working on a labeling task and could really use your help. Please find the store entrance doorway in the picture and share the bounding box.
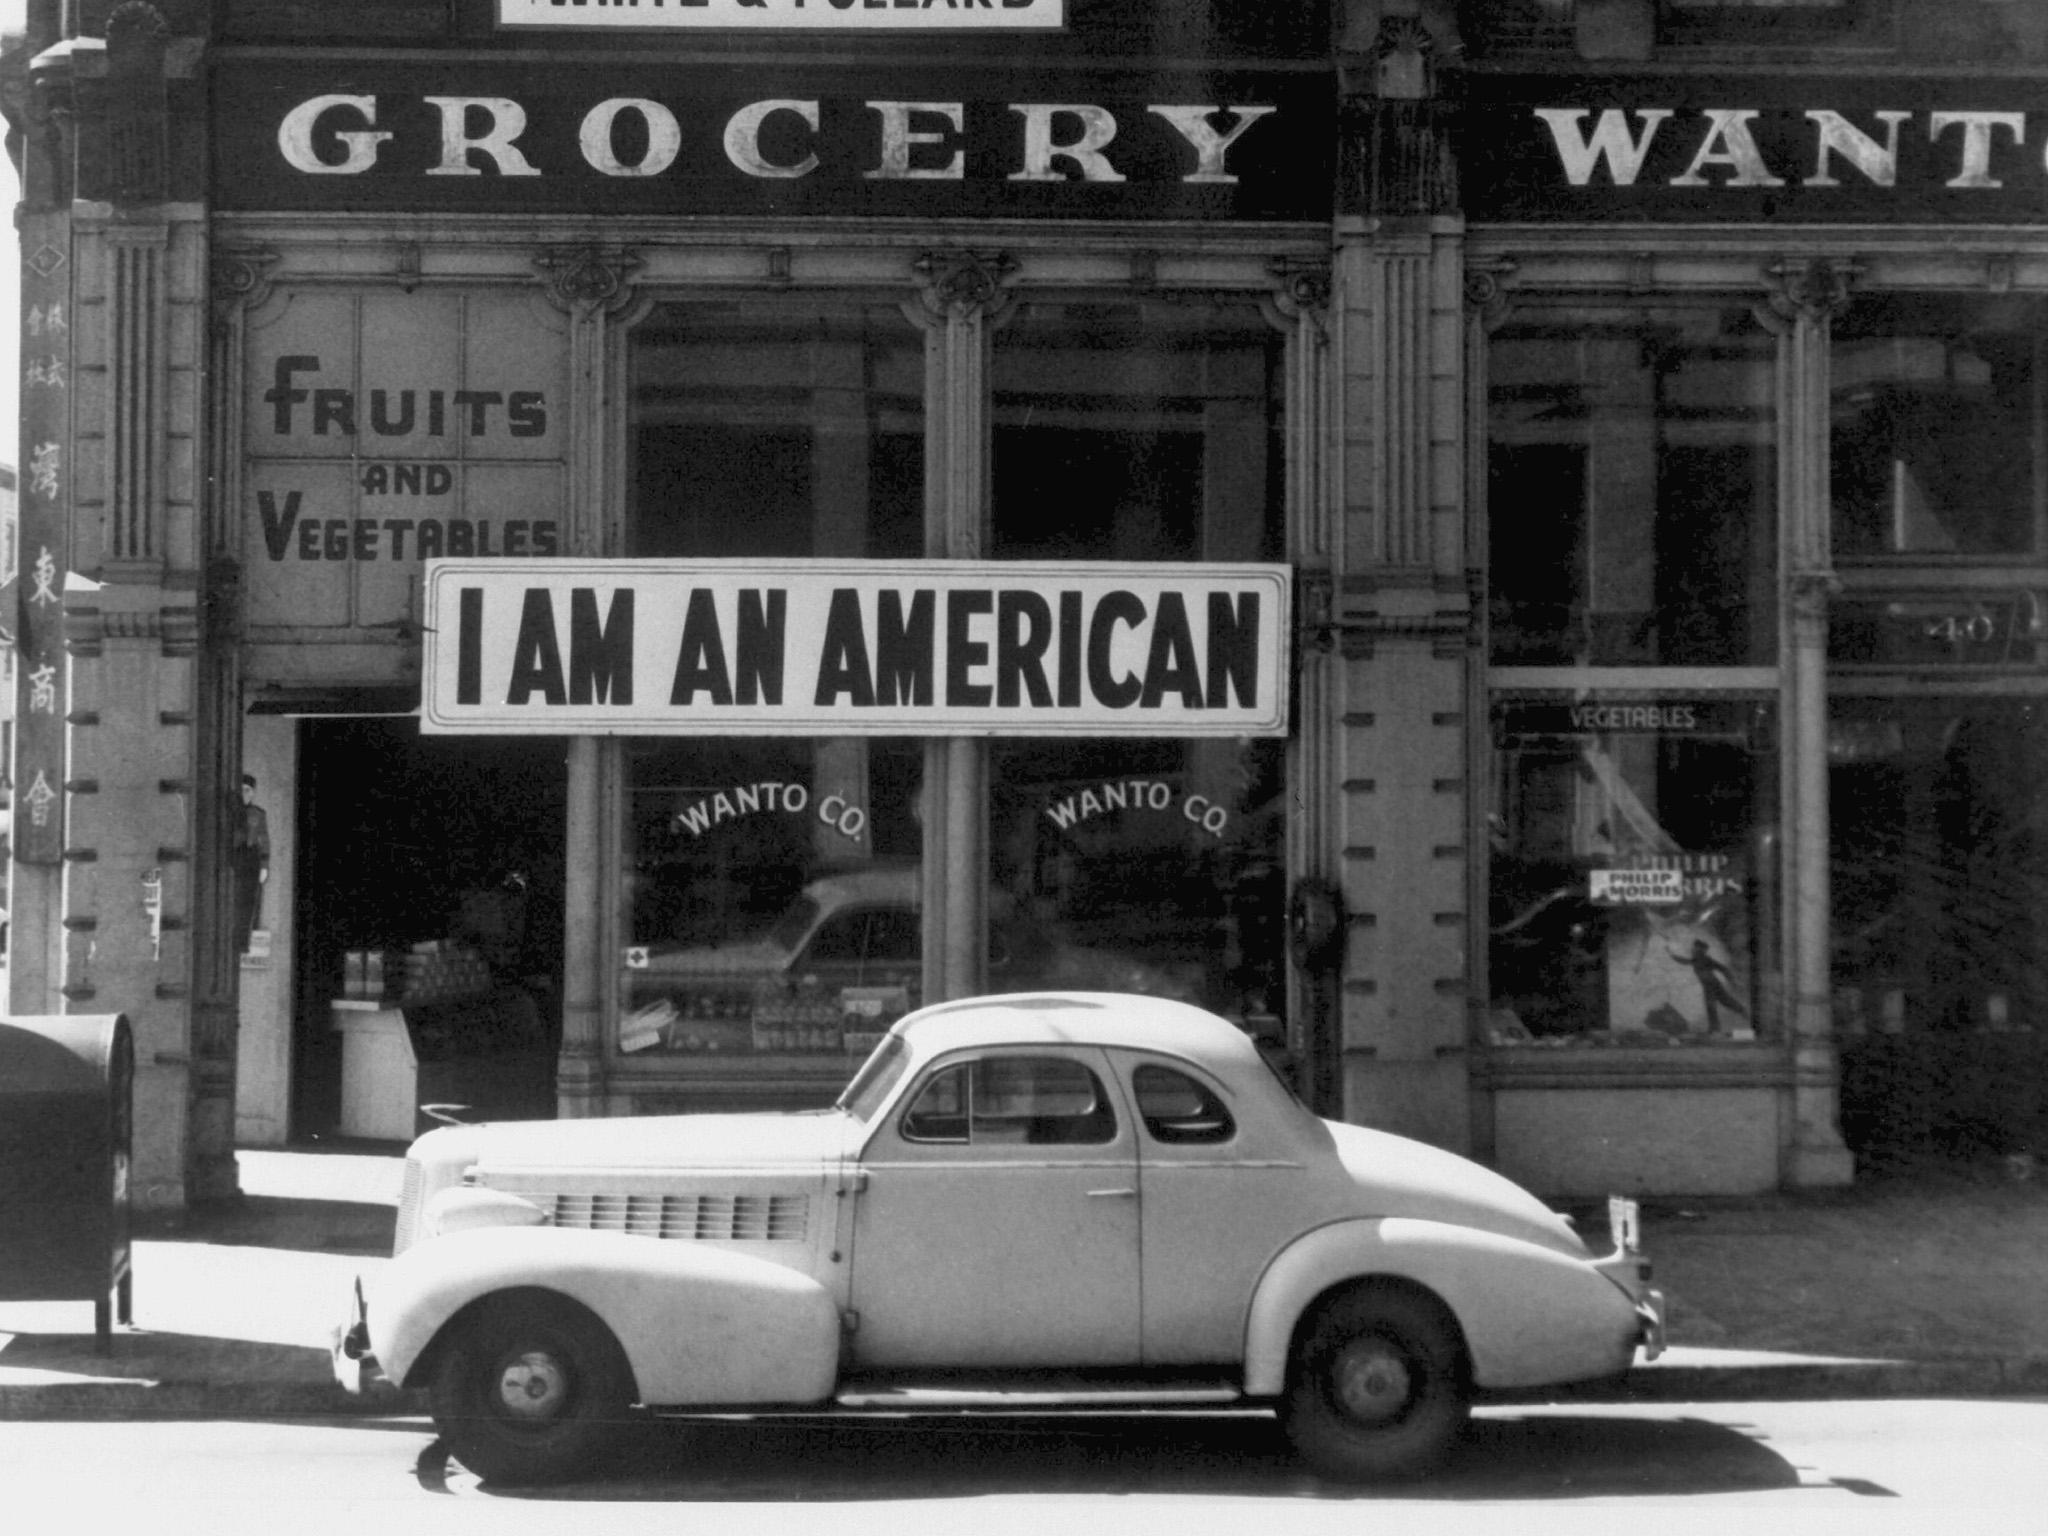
[290,718,567,1142]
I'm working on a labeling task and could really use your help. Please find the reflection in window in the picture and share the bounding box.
[1488,305,1777,665]
[1133,1063,1235,1145]
[1831,698,2048,1036]
[992,738,1286,1029]
[1487,696,1779,1046]
[629,299,923,559]
[992,298,1283,563]
[1832,294,2046,560]
[616,738,925,1058]
[902,1057,1116,1145]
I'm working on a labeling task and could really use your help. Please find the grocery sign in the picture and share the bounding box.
[421,559,1291,736]
[498,0,1064,31]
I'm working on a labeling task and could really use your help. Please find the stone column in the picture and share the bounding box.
[1760,258,1858,1188]
[908,250,1012,1004]
[1327,14,1476,1151]
[533,246,644,1118]
[26,4,215,1210]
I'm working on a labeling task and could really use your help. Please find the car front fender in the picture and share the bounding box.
[371,1226,841,1406]
[1242,1217,1642,1396]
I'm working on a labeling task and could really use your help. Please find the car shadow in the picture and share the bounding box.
[416,1407,1814,1502]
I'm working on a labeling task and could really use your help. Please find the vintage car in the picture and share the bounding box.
[335,992,1663,1485]
[622,864,1205,1051]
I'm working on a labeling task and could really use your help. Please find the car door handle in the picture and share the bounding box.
[1086,1187,1137,1199]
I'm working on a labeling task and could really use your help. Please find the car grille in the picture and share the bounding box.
[543,1191,810,1242]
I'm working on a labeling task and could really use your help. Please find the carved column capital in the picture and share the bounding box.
[1464,259,1517,332]
[534,244,644,316]
[1761,255,1862,330]
[912,248,1016,323]
[1268,257,1332,327]
[211,246,279,321]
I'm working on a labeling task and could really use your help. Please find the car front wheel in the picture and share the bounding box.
[429,1290,635,1485]
[1280,1283,1470,1482]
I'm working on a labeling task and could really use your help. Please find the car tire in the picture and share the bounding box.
[429,1290,635,1486]
[1279,1283,1470,1482]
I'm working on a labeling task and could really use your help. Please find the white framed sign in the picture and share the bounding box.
[497,0,1064,32]
[421,559,1291,737]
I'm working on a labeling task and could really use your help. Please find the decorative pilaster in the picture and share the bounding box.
[906,250,1014,1005]
[533,244,644,1118]
[1760,256,1859,1189]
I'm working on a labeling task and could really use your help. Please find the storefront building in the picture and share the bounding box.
[6,1,2046,1210]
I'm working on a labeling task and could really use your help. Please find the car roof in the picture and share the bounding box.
[892,991,1266,1073]
[802,864,918,906]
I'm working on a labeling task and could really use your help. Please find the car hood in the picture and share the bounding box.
[451,1109,856,1177]
[1324,1120,1588,1259]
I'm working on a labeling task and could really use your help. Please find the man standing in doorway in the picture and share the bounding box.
[233,773,271,953]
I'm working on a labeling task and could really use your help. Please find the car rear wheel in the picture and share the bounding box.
[429,1291,634,1485]
[1280,1284,1470,1482]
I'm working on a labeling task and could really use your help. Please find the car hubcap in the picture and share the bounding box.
[495,1350,570,1422]
[1330,1338,1414,1425]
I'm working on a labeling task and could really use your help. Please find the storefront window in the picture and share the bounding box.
[621,300,926,1056]
[992,738,1286,1030]
[629,299,924,559]
[1487,695,1779,1046]
[984,298,1288,1032]
[991,297,1284,563]
[621,738,925,1056]
[1832,294,2047,561]
[1831,697,2048,1034]
[1488,304,1777,666]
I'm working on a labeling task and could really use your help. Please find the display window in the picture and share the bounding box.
[1486,694,1780,1047]
[991,737,1287,1029]
[628,298,925,561]
[990,297,1284,563]
[1831,697,2048,1035]
[1487,303,1777,667]
[616,287,1291,1063]
[1831,293,2048,562]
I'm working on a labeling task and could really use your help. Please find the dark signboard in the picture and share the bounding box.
[1463,74,2048,223]
[211,60,1334,222]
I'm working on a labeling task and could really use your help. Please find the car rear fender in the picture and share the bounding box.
[1242,1217,1643,1395]
[373,1225,842,1406]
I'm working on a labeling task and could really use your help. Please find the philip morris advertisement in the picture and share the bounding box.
[420,559,1292,736]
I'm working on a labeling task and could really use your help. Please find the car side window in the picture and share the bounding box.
[1132,1064,1235,1145]
[802,909,874,963]
[901,1057,1117,1146]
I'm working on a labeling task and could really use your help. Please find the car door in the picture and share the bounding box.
[847,1048,1141,1369]
[1126,1056,1314,1366]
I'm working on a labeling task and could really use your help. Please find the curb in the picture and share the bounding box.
[1506,1354,2048,1404]
[5,1358,2046,1422]
[0,1379,413,1422]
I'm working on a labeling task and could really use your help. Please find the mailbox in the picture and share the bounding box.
[0,1014,134,1350]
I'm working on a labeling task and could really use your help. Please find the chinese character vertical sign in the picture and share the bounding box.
[14,226,70,865]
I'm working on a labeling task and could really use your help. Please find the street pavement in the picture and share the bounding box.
[2,1146,2045,1419]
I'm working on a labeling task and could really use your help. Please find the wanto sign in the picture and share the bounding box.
[420,560,1292,737]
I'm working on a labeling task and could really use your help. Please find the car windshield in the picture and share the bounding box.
[766,896,821,951]
[835,1032,911,1122]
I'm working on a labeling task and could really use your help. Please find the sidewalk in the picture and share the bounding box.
[2,1148,2046,1419]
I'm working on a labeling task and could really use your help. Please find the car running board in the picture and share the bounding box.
[832,1377,1244,1410]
